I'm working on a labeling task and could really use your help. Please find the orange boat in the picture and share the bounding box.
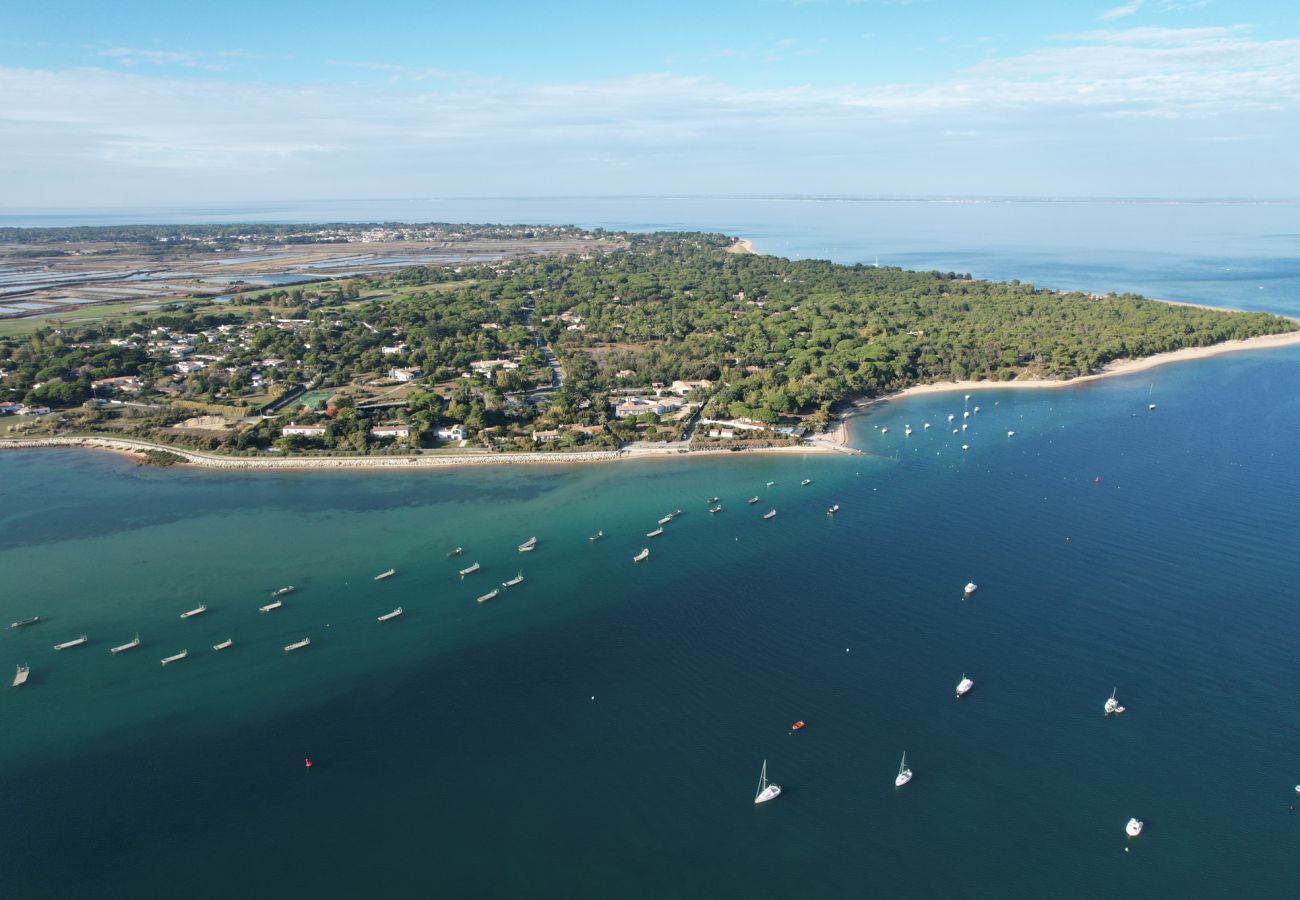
[791,721,806,732]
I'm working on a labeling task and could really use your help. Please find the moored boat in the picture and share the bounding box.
[9,616,39,630]
[1104,688,1126,716]
[588,531,604,542]
[801,478,812,486]
[827,504,840,516]
[762,509,777,520]
[754,759,781,804]
[518,536,538,552]
[271,586,295,597]
[503,571,524,588]
[111,633,141,655]
[447,547,463,557]
[180,604,207,619]
[748,496,760,504]
[160,649,188,666]
[377,607,404,622]
[374,568,396,581]
[657,515,674,525]
[459,562,481,577]
[633,548,649,563]
[963,582,978,596]
[709,505,722,514]
[956,674,974,698]
[707,496,720,504]
[12,665,30,687]
[895,752,913,787]
[213,639,233,651]
[284,637,311,653]
[259,599,283,613]
[1126,818,1143,837]
[646,527,664,538]
[53,634,88,651]
[477,589,500,604]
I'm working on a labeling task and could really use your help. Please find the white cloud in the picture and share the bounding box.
[1100,1,1144,20]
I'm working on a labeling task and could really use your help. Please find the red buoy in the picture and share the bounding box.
[305,758,313,769]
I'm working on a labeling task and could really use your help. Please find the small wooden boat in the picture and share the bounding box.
[459,562,481,577]
[646,527,664,538]
[791,720,806,732]
[633,548,649,563]
[259,599,283,613]
[377,607,404,622]
[477,589,499,604]
[110,633,141,655]
[53,635,88,651]
[271,586,295,597]
[284,637,311,653]
[447,547,463,557]
[374,569,396,581]
[9,616,39,630]
[160,649,188,666]
[762,509,777,520]
[179,604,207,619]
[213,639,233,651]
[12,665,30,688]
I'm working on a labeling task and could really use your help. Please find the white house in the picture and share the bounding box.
[436,424,466,441]
[669,379,713,396]
[369,424,412,439]
[389,367,421,383]
[282,424,326,437]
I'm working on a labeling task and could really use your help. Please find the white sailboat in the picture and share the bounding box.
[956,674,974,698]
[1104,688,1126,716]
[895,752,913,787]
[754,759,781,804]
[964,582,978,596]
[1126,817,1143,837]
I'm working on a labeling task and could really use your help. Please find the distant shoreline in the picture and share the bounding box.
[830,327,1300,442]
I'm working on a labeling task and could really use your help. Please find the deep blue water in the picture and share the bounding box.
[2,199,1300,897]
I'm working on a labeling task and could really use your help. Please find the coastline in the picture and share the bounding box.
[827,328,1300,444]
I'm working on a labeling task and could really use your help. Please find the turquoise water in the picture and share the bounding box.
[3,200,1300,896]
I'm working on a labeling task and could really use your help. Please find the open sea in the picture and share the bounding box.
[3,198,1300,897]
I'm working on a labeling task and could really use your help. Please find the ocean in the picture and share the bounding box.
[2,198,1299,897]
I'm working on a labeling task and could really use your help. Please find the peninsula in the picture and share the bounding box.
[1,225,1294,467]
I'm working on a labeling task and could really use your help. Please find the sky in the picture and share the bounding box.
[2,0,1299,206]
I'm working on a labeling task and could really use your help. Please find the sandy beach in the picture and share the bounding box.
[827,327,1300,444]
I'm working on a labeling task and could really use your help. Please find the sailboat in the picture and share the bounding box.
[1104,688,1126,716]
[895,752,913,787]
[754,759,781,804]
[956,674,974,698]
[1126,818,1144,837]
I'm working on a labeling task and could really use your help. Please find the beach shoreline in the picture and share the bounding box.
[826,328,1300,444]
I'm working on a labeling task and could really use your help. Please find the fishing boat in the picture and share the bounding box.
[446,547,463,557]
[12,665,30,688]
[801,479,812,486]
[476,589,500,604]
[213,639,233,651]
[259,599,283,613]
[53,635,88,651]
[518,537,538,552]
[827,504,840,516]
[709,505,722,514]
[633,548,649,563]
[271,586,295,597]
[1104,688,1126,716]
[964,582,978,596]
[180,604,207,619]
[9,616,39,630]
[459,562,481,577]
[589,531,604,542]
[503,571,524,588]
[284,638,311,653]
[1126,818,1143,837]
[374,569,396,581]
[160,650,188,666]
[110,633,141,655]
[895,752,913,787]
[754,759,781,804]
[377,607,404,622]
[763,509,777,520]
[956,674,974,698]
[646,527,664,538]
[748,496,760,505]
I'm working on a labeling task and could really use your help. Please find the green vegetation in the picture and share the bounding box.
[1,230,1292,456]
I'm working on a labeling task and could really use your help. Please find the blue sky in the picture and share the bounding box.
[2,0,1298,204]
